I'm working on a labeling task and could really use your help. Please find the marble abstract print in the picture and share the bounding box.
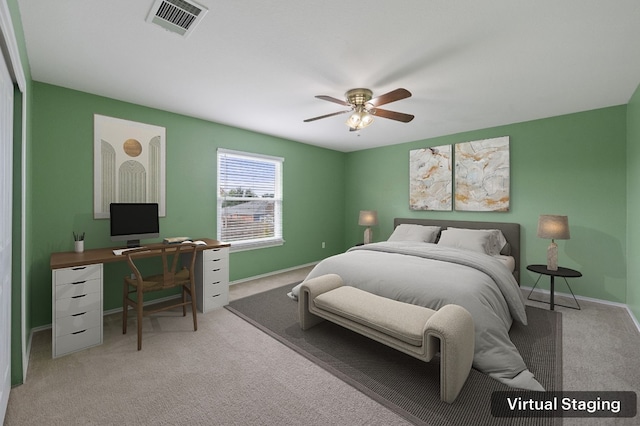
[454,136,510,212]
[409,145,452,211]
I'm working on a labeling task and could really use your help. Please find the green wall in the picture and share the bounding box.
[29,82,346,327]
[345,106,628,303]
[627,83,640,320]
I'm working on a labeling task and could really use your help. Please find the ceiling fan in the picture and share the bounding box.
[304,88,415,131]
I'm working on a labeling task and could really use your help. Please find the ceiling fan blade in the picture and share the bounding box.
[303,110,350,122]
[371,108,415,123]
[315,95,351,107]
[367,88,412,107]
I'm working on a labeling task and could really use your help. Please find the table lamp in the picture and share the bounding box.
[359,210,378,244]
[537,215,570,271]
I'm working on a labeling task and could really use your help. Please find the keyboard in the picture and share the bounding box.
[112,247,147,256]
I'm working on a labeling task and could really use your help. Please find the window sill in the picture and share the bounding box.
[228,238,285,253]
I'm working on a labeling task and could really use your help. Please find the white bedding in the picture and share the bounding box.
[495,255,516,272]
[290,241,543,391]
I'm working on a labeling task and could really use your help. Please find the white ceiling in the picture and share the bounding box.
[16,0,640,152]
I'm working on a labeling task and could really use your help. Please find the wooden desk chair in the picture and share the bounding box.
[123,244,199,350]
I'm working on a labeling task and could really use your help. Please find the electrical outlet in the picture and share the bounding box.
[322,242,326,249]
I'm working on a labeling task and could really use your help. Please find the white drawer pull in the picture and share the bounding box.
[71,329,87,335]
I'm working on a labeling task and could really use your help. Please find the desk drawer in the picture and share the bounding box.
[54,264,101,285]
[55,310,102,337]
[55,326,101,357]
[203,279,227,298]
[203,247,228,262]
[55,292,101,319]
[202,291,228,311]
[203,266,226,284]
[202,275,228,311]
[55,279,101,300]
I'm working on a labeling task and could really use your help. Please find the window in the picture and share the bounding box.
[217,149,284,251]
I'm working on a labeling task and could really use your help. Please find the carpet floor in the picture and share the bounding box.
[227,283,563,426]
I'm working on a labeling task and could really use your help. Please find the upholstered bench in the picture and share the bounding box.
[298,274,475,403]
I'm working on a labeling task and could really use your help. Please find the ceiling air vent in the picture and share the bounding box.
[146,0,208,38]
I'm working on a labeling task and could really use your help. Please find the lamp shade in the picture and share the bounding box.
[358,210,378,226]
[537,215,570,240]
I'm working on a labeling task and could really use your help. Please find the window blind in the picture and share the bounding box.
[217,149,283,251]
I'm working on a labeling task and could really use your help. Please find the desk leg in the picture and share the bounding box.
[549,275,555,311]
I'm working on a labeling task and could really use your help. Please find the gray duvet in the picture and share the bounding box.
[290,241,544,391]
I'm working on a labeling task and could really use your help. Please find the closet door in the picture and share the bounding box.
[0,44,13,420]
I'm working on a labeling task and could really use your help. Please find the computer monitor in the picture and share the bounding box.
[109,203,160,248]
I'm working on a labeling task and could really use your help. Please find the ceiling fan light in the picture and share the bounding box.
[345,108,374,130]
[346,112,361,128]
[361,112,374,126]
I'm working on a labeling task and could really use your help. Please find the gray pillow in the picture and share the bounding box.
[387,224,441,243]
[446,227,508,256]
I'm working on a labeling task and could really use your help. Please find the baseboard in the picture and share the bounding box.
[229,261,318,286]
[29,324,51,334]
[23,331,32,383]
[522,285,640,334]
[625,305,640,333]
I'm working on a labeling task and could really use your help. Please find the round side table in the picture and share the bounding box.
[526,264,582,310]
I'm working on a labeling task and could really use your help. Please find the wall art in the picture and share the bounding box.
[93,114,166,218]
[409,145,452,211]
[454,136,509,212]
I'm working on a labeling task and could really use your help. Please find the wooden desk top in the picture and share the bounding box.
[50,238,230,270]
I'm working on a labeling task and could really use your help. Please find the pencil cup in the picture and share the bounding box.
[74,240,84,253]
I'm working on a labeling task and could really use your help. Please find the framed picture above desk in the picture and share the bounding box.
[50,238,230,358]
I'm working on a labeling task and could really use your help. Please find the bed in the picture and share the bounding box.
[290,218,544,391]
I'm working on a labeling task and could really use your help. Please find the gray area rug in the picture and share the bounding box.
[226,284,562,426]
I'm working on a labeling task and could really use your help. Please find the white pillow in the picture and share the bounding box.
[437,228,494,255]
[447,227,508,256]
[387,224,441,243]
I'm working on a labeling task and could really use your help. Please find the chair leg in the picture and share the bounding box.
[122,282,128,335]
[182,286,187,317]
[190,283,198,331]
[137,287,143,351]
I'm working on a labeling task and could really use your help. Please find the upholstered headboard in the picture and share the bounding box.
[393,218,521,283]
